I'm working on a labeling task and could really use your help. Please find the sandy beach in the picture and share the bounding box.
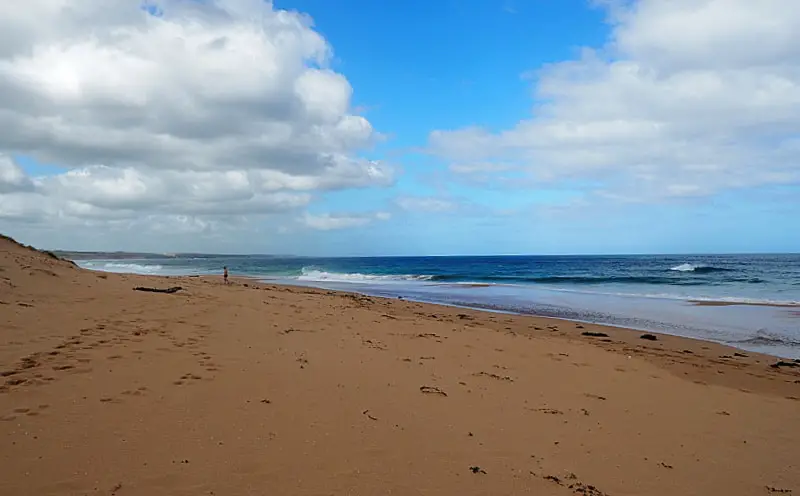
[1,236,799,495]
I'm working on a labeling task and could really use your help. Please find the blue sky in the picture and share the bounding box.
[275,0,799,256]
[1,0,799,255]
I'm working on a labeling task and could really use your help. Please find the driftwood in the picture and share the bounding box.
[133,286,183,294]
[770,360,800,369]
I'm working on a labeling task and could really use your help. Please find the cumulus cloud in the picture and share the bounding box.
[0,155,34,194]
[430,0,800,201]
[0,0,393,235]
[302,211,391,231]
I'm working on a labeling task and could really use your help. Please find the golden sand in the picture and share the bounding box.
[1,237,799,495]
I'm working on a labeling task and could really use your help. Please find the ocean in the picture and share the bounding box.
[74,254,800,359]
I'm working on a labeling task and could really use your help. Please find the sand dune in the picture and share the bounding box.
[1,235,799,495]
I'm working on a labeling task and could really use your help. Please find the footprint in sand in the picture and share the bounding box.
[121,389,146,396]
[175,373,204,385]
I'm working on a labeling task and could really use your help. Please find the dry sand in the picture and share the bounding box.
[1,236,799,495]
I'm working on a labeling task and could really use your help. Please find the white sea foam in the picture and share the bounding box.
[297,268,433,283]
[79,261,165,274]
[670,263,699,272]
[527,285,798,306]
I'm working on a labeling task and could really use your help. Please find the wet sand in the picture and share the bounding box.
[691,300,800,308]
[1,236,799,495]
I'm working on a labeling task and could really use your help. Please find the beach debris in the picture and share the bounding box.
[532,407,564,415]
[281,328,315,335]
[575,324,585,329]
[658,462,674,469]
[570,482,608,496]
[581,331,609,338]
[770,361,800,369]
[640,334,658,341]
[362,409,378,421]
[419,385,447,396]
[536,472,608,495]
[457,314,474,320]
[133,286,182,294]
[260,399,271,404]
[766,486,793,493]
[111,482,123,495]
[469,466,487,474]
[734,352,748,357]
[584,393,607,401]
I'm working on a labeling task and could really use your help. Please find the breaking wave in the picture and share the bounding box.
[428,274,751,286]
[79,261,165,274]
[297,268,434,283]
[669,263,732,273]
[728,330,800,348]
[295,269,762,287]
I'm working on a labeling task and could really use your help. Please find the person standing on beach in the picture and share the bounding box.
[223,266,229,284]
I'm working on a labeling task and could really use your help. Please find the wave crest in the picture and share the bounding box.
[81,262,164,274]
[669,263,731,273]
[298,268,433,283]
[430,274,730,286]
[730,330,800,348]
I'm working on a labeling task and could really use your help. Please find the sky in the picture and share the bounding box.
[0,0,798,256]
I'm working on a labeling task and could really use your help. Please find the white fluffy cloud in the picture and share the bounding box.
[430,0,800,201]
[0,0,393,237]
[0,155,34,194]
